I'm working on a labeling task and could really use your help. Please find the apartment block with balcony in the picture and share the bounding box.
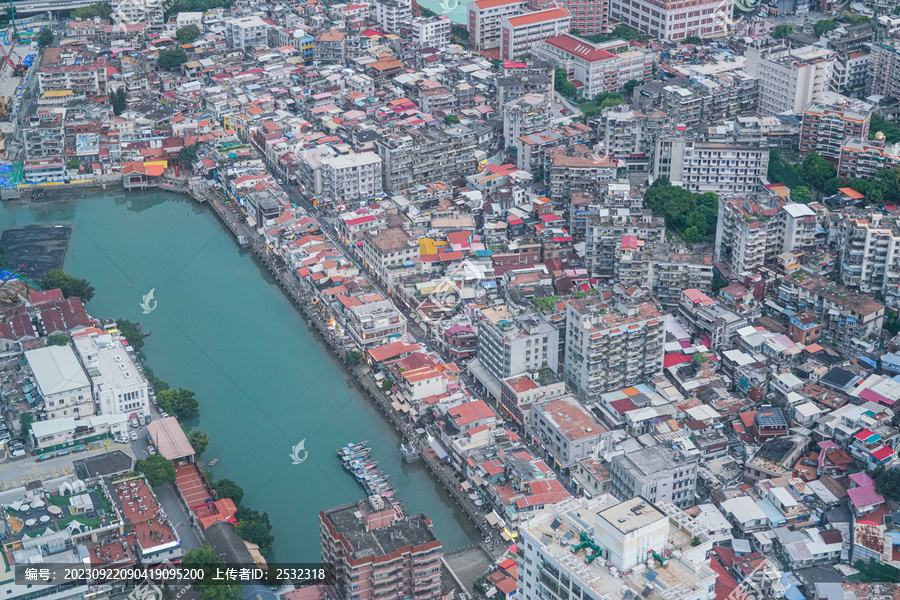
[320,498,443,600]
[23,110,65,160]
[598,108,672,172]
[634,73,759,131]
[224,16,271,52]
[320,152,383,204]
[652,139,769,197]
[499,371,566,426]
[609,445,699,509]
[376,127,477,193]
[772,274,884,355]
[833,211,900,309]
[548,146,616,200]
[37,48,107,96]
[564,291,664,402]
[615,244,714,311]
[361,226,419,285]
[838,134,900,180]
[714,195,788,277]
[476,305,560,383]
[800,95,872,160]
[410,15,451,47]
[867,39,900,100]
[584,208,666,281]
[745,45,835,115]
[502,92,552,149]
[556,0,609,36]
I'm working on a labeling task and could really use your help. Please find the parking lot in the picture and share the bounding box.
[0,439,136,491]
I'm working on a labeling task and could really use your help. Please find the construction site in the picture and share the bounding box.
[0,223,70,302]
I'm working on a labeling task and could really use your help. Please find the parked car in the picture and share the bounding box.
[160,412,169,419]
[130,418,140,429]
[147,445,156,456]
[129,431,138,441]
[144,415,151,425]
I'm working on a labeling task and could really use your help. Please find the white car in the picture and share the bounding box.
[129,431,138,441]
[147,445,156,456]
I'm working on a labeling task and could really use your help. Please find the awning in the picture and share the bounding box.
[461,481,472,491]
[501,530,512,541]
[391,400,402,411]
[485,511,501,525]
[430,440,448,460]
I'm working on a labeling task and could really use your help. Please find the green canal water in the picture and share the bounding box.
[0,189,479,561]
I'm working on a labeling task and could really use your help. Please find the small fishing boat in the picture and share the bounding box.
[338,441,368,454]
[208,458,219,467]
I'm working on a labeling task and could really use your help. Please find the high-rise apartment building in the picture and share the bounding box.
[746,45,835,114]
[320,498,443,600]
[564,292,665,401]
[652,139,769,196]
[800,95,872,159]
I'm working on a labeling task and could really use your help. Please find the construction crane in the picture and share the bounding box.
[0,264,30,304]
[6,0,17,43]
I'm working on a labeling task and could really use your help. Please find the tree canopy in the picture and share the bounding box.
[20,413,32,433]
[71,2,112,20]
[187,429,210,456]
[37,28,53,49]
[235,507,274,555]
[623,79,640,96]
[176,25,202,44]
[554,68,577,99]
[158,387,199,420]
[180,545,241,598]
[213,479,244,505]
[790,186,812,204]
[136,455,177,487]
[39,270,95,302]
[644,177,718,242]
[116,319,145,351]
[800,151,839,196]
[814,19,838,36]
[443,114,460,125]
[111,88,127,116]
[158,47,188,71]
[47,335,68,346]
[870,115,900,144]
[772,24,794,39]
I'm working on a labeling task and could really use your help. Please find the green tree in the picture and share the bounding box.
[116,319,145,351]
[67,159,80,170]
[346,350,363,365]
[874,467,900,498]
[443,114,460,125]
[768,148,803,188]
[711,268,728,293]
[236,519,274,555]
[869,115,900,144]
[814,19,838,37]
[176,24,201,44]
[380,379,393,391]
[213,478,244,505]
[47,335,68,346]
[790,186,812,204]
[71,2,112,20]
[554,68,577,99]
[187,429,210,456]
[419,6,437,17]
[623,79,640,97]
[38,270,95,302]
[136,455,177,487]
[36,28,53,49]
[157,47,188,71]
[144,367,169,392]
[800,151,837,192]
[20,413,32,433]
[772,23,794,39]
[180,546,225,588]
[158,387,199,419]
[111,88,127,116]
[885,312,900,335]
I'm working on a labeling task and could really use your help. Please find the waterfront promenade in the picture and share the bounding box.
[196,184,505,560]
